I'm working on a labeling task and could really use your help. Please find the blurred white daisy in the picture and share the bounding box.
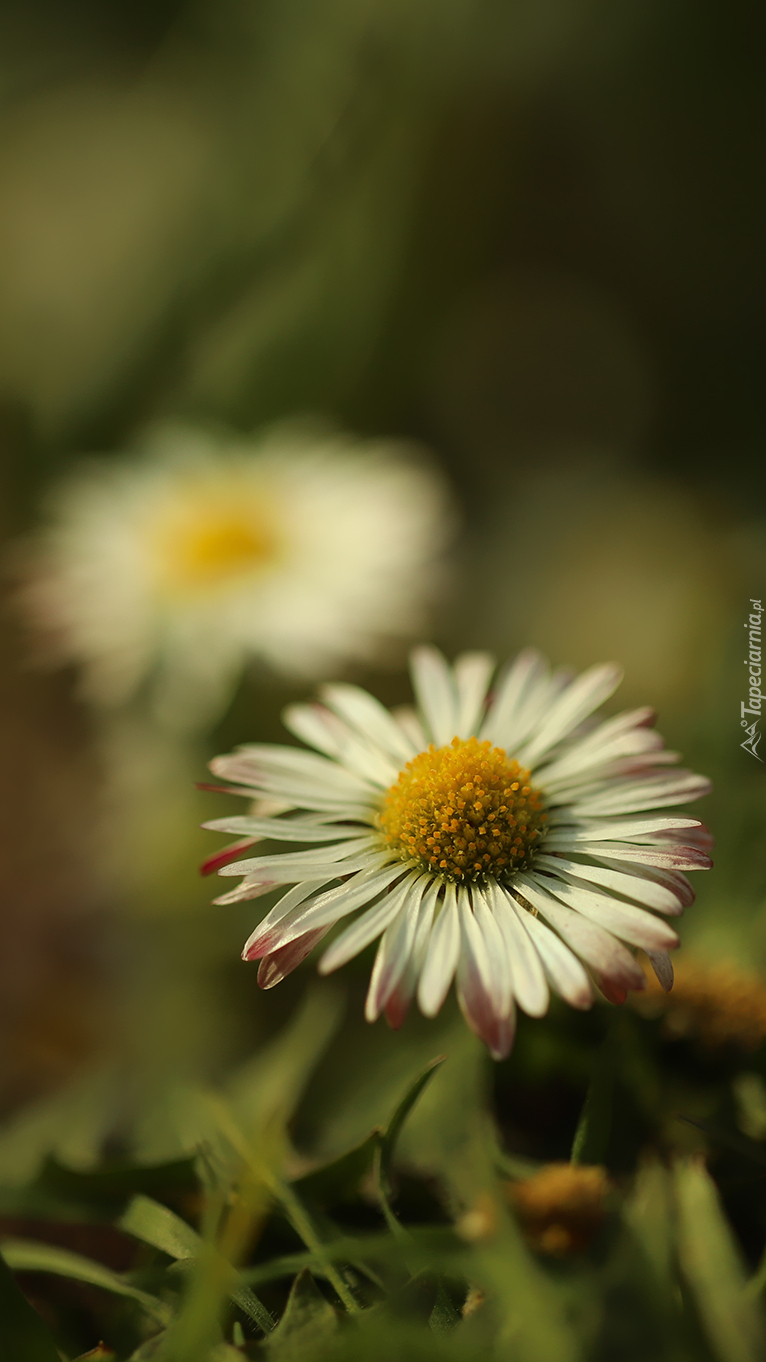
[19,422,451,727]
[204,647,713,1059]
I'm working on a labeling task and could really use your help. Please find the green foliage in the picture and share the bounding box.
[0,1249,61,1362]
[0,1238,172,1326]
[675,1160,766,1362]
[4,1002,766,1360]
[264,1270,338,1358]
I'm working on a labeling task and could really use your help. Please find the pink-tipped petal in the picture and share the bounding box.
[384,984,411,1030]
[200,838,259,877]
[646,949,675,992]
[256,927,330,989]
[594,975,629,1006]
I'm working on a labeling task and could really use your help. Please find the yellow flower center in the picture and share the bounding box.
[379,736,546,882]
[153,494,279,592]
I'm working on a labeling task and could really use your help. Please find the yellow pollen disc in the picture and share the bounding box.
[379,736,547,883]
[153,492,279,591]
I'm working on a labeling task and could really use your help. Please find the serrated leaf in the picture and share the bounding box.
[36,1155,198,1212]
[265,1269,337,1357]
[0,1238,172,1326]
[292,1131,379,1205]
[0,1249,61,1362]
[675,1159,766,1362]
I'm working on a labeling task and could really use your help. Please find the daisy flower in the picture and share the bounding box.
[18,422,450,728]
[204,647,712,1059]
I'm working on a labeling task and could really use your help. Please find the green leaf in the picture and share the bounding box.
[623,1159,675,1297]
[0,1249,61,1362]
[0,1237,172,1326]
[571,1035,615,1165]
[129,1332,166,1359]
[292,1131,379,1206]
[118,1195,274,1334]
[240,1227,462,1289]
[36,1155,198,1212]
[271,1177,362,1314]
[428,1278,461,1334]
[264,1269,337,1357]
[129,1335,168,1360]
[0,1066,116,1189]
[377,1056,446,1202]
[119,1194,201,1260]
[674,1158,766,1362]
[226,986,344,1141]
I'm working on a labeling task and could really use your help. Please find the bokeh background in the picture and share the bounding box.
[0,1,764,1357]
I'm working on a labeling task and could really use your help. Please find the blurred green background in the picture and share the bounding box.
[0,1,764,1358]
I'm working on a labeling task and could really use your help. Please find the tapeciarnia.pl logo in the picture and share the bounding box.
[742,598,763,761]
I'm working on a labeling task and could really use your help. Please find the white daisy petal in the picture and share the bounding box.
[319,683,417,762]
[532,872,679,952]
[453,652,495,738]
[554,842,712,872]
[518,663,624,768]
[218,838,380,880]
[316,729,400,789]
[481,648,548,748]
[470,884,513,1017]
[547,815,703,843]
[514,873,646,992]
[537,722,663,791]
[241,880,330,959]
[257,927,331,989]
[646,949,674,992]
[207,643,711,1060]
[535,706,655,775]
[592,858,699,905]
[418,883,461,1016]
[319,871,424,975]
[485,882,550,1017]
[364,876,429,1021]
[410,645,458,745]
[203,816,370,842]
[281,703,346,759]
[382,879,441,1029]
[391,705,428,751]
[632,865,696,906]
[515,909,593,1009]
[211,744,376,794]
[256,862,411,959]
[456,887,515,1059]
[19,424,451,728]
[568,771,712,817]
[534,854,686,916]
[207,765,375,815]
[216,877,290,907]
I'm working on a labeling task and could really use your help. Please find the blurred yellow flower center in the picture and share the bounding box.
[379,736,546,882]
[156,501,278,591]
